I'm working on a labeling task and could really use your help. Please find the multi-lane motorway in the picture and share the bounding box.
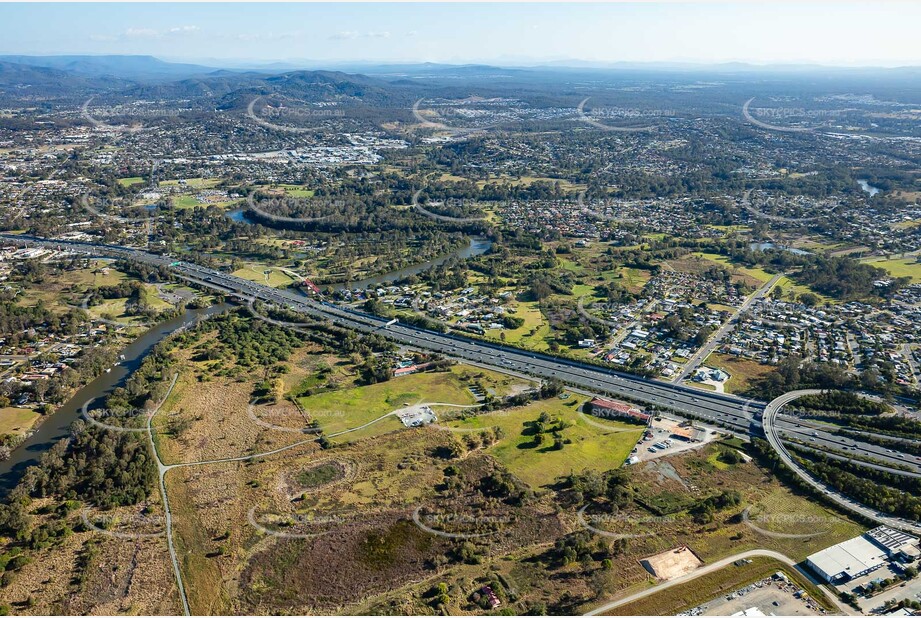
[6,234,921,531]
[3,234,765,432]
[763,390,921,534]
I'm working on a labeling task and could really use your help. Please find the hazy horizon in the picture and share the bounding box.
[1,2,920,68]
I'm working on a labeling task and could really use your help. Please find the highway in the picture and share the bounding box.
[7,234,921,534]
[2,234,767,432]
[762,390,921,535]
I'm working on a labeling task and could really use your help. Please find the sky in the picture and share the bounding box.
[0,2,919,68]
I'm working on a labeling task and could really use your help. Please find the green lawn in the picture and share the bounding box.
[172,195,202,209]
[774,275,837,305]
[297,366,489,441]
[444,394,644,488]
[0,406,42,436]
[269,184,315,198]
[693,252,774,284]
[860,256,921,283]
[116,176,145,187]
[485,300,548,348]
[232,265,296,288]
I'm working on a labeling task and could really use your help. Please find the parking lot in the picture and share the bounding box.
[683,575,824,616]
[633,417,719,463]
[838,565,921,614]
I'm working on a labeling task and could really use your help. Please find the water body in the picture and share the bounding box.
[226,207,251,223]
[0,304,228,495]
[749,242,811,256]
[857,179,881,197]
[330,237,493,292]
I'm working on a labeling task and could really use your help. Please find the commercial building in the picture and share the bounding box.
[806,527,920,584]
[587,397,651,424]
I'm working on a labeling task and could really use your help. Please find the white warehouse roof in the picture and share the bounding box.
[807,535,888,582]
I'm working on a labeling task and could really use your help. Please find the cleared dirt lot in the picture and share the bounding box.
[640,546,703,580]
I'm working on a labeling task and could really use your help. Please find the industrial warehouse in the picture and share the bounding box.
[806,526,920,584]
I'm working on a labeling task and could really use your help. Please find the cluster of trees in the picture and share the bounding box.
[708,243,909,301]
[564,468,633,510]
[526,411,573,451]
[204,312,304,370]
[795,448,921,521]
[795,390,892,416]
[796,256,907,301]
[661,305,717,346]
[689,490,742,524]
[548,529,629,568]
[746,356,851,400]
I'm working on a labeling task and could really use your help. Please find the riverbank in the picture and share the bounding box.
[0,303,228,495]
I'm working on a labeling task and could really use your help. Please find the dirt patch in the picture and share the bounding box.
[640,545,703,580]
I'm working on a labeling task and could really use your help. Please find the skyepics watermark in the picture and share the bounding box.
[412,505,513,539]
[412,98,500,136]
[412,189,487,223]
[741,507,832,539]
[247,400,329,435]
[82,96,187,133]
[81,509,166,539]
[248,506,353,539]
[246,96,346,134]
[245,192,338,225]
[78,195,158,224]
[80,402,151,433]
[575,97,659,133]
[577,505,672,538]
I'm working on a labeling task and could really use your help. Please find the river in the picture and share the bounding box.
[225,208,493,291]
[858,179,881,197]
[0,304,227,495]
[329,237,493,291]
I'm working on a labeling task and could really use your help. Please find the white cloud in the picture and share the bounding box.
[330,30,391,41]
[124,27,159,39]
[169,25,201,35]
[330,31,360,40]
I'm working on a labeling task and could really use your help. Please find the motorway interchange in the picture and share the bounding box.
[4,234,921,531]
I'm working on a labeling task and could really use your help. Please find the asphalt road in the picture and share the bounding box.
[7,234,921,531]
[762,390,921,535]
[583,548,851,616]
[673,272,782,383]
[4,235,766,430]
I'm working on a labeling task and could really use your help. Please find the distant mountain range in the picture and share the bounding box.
[0,53,918,102]
[0,54,229,81]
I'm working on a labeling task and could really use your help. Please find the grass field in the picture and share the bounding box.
[116,176,145,187]
[601,557,835,616]
[774,275,837,305]
[0,406,42,436]
[705,352,774,394]
[692,252,774,286]
[860,256,921,283]
[748,487,860,538]
[172,195,202,209]
[297,365,529,443]
[231,265,296,288]
[485,299,549,349]
[443,394,644,488]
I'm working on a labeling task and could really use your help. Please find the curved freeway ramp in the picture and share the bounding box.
[763,389,921,535]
